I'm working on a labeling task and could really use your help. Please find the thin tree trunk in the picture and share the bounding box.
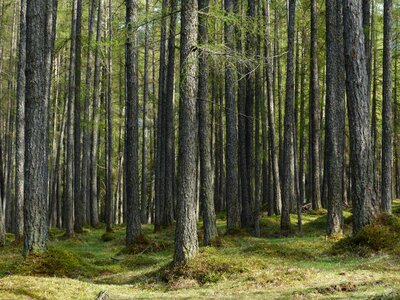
[90,0,103,227]
[141,0,150,225]
[105,0,113,232]
[154,0,168,231]
[381,0,393,213]
[244,0,255,231]
[74,0,84,232]
[326,0,345,236]
[310,0,321,210]
[198,0,217,245]
[281,0,296,231]
[14,0,27,242]
[81,0,96,226]
[125,0,142,245]
[224,0,240,231]
[0,142,5,246]
[253,0,262,236]
[163,0,177,227]
[264,0,281,215]
[299,29,306,208]
[65,0,78,238]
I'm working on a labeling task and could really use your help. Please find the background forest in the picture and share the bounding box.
[0,0,400,298]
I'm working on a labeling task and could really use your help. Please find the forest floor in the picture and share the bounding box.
[0,202,400,299]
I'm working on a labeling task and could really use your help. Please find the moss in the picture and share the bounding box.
[162,249,248,285]
[306,208,328,216]
[224,227,250,236]
[14,248,95,278]
[331,214,400,256]
[120,235,172,255]
[101,231,116,242]
[124,255,160,268]
[1,202,400,298]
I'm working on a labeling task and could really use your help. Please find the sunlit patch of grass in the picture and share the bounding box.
[0,201,399,299]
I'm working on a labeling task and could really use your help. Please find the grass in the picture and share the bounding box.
[0,201,399,299]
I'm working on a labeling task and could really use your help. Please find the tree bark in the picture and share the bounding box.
[74,0,84,232]
[105,0,113,232]
[163,0,177,227]
[15,0,27,242]
[326,0,345,236]
[90,0,103,227]
[154,0,168,231]
[141,0,150,225]
[244,0,255,230]
[343,0,377,234]
[125,0,142,245]
[198,0,218,245]
[310,0,321,210]
[65,0,78,238]
[81,0,97,226]
[24,0,51,255]
[173,0,199,265]
[281,0,296,231]
[264,0,281,215]
[224,0,240,231]
[381,0,392,213]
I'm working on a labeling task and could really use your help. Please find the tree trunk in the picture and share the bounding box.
[224,0,240,231]
[173,0,199,265]
[310,0,321,210]
[244,0,255,231]
[90,0,103,227]
[264,0,281,215]
[105,0,113,232]
[81,0,97,226]
[343,0,377,234]
[381,0,392,213]
[154,0,168,231]
[141,0,150,225]
[281,0,296,231]
[394,54,399,198]
[125,0,142,245]
[0,143,5,246]
[198,0,218,245]
[74,0,84,232]
[15,0,26,243]
[326,0,345,236]
[362,0,372,94]
[24,0,51,256]
[163,0,177,227]
[299,29,306,208]
[253,0,263,236]
[65,0,78,238]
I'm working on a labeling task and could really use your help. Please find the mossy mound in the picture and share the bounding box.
[331,214,400,256]
[306,208,328,216]
[101,231,117,242]
[14,248,94,278]
[162,249,247,285]
[120,235,171,255]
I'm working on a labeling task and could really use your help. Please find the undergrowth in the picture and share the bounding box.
[0,201,399,299]
[13,248,95,278]
[331,213,400,256]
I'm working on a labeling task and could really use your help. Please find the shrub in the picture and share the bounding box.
[331,214,400,256]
